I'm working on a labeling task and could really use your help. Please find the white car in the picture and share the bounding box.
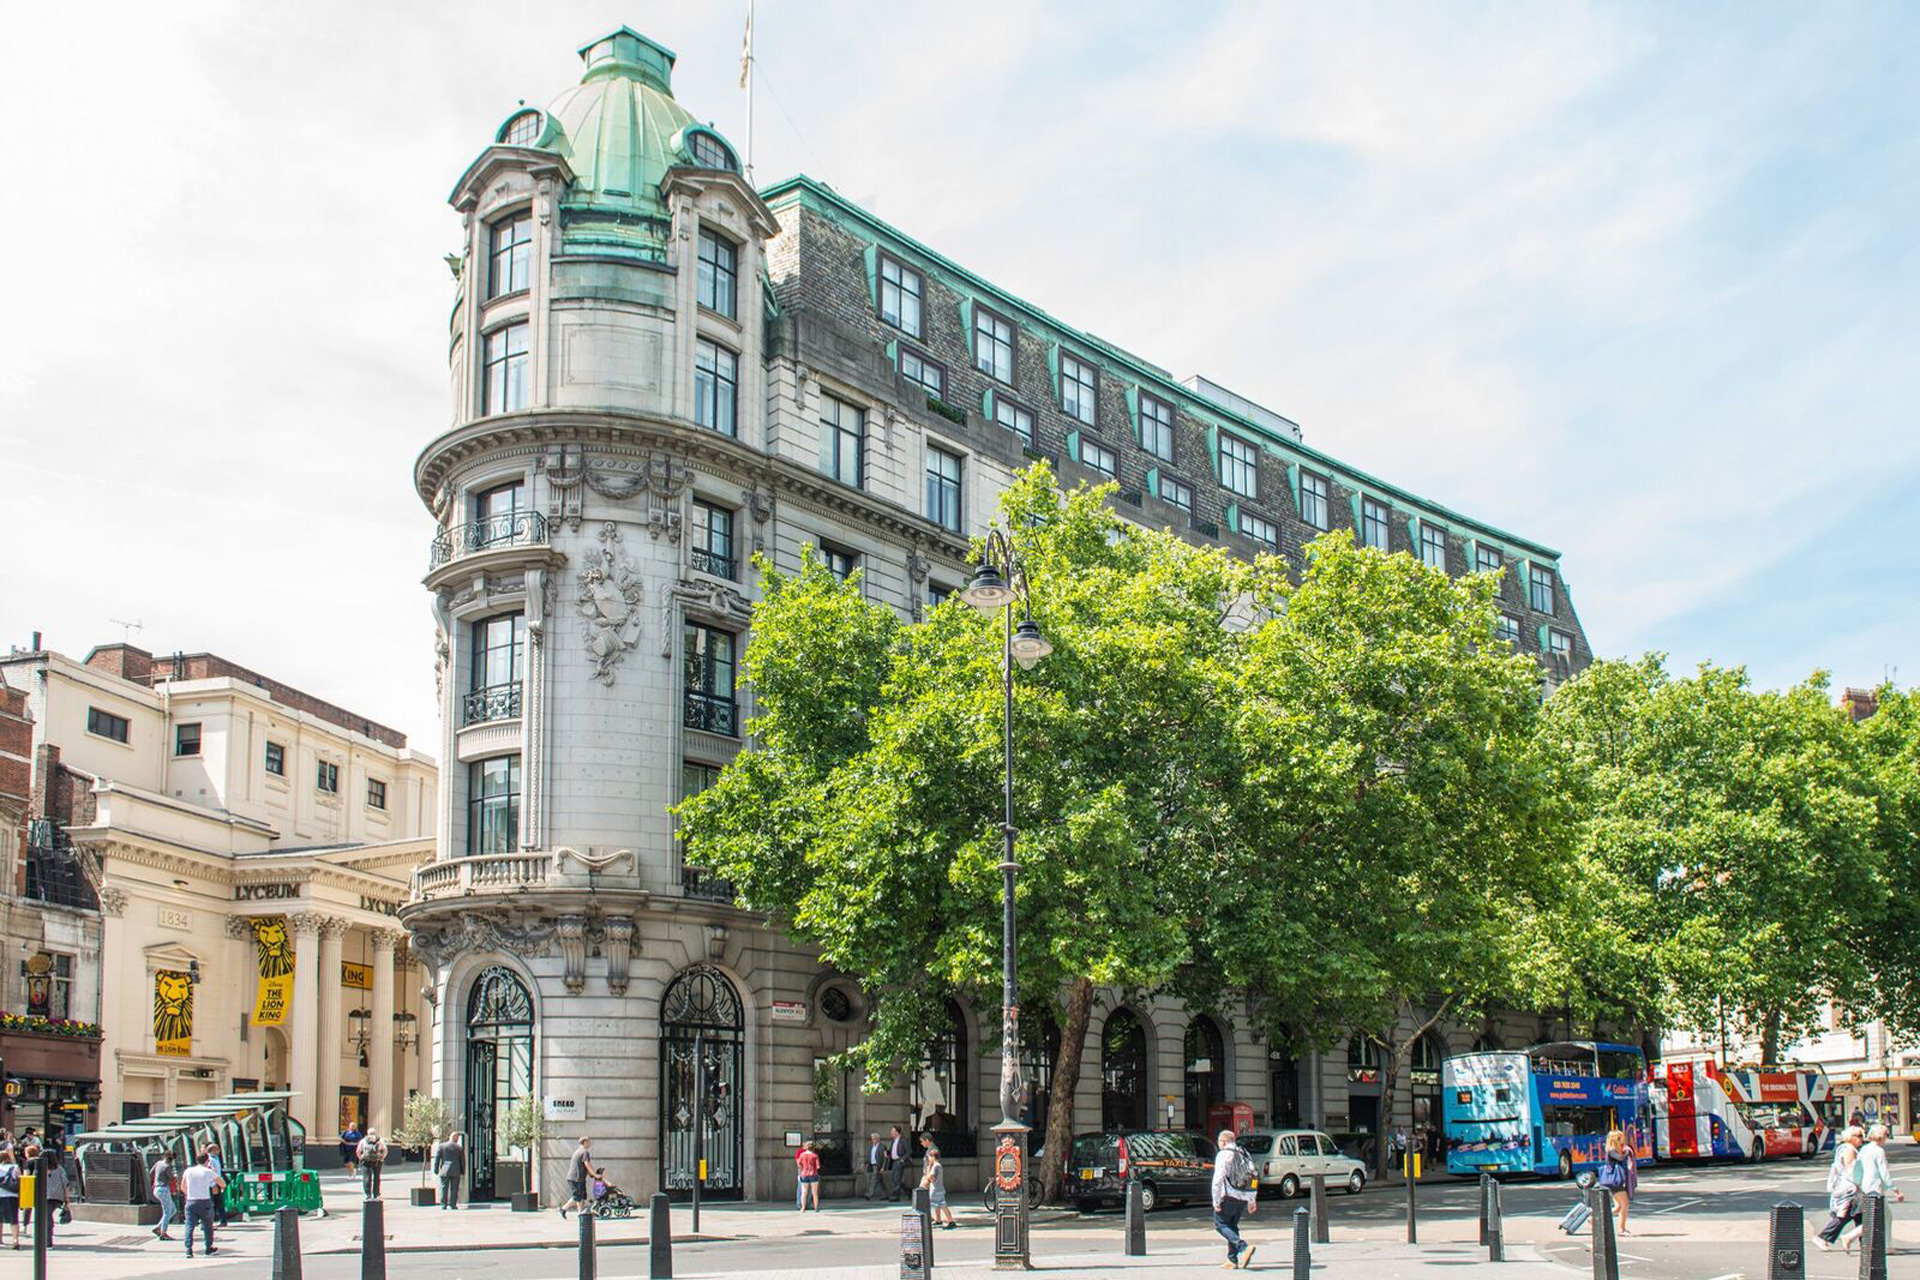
[1239,1129,1368,1199]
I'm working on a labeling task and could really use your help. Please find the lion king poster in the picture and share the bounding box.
[155,969,194,1056]
[251,916,296,1026]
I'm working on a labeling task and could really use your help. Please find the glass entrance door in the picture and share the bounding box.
[464,966,533,1201]
[659,965,744,1200]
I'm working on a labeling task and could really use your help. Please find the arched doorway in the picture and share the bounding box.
[1184,1017,1226,1132]
[464,966,533,1202]
[1101,1009,1149,1131]
[660,965,744,1200]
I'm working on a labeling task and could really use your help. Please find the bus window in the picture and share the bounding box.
[1597,1050,1644,1080]
[1542,1105,1615,1138]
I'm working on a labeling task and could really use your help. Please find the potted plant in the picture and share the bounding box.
[500,1095,546,1212]
[394,1094,455,1207]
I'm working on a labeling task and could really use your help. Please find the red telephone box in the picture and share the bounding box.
[1208,1102,1255,1136]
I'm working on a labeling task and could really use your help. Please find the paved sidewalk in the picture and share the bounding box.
[735,1242,1576,1278]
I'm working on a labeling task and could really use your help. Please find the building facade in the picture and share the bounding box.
[0,641,437,1147]
[402,26,1596,1204]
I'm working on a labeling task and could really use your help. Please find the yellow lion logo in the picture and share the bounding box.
[253,918,295,978]
[154,970,194,1048]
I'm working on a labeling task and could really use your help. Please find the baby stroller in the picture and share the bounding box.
[589,1176,636,1219]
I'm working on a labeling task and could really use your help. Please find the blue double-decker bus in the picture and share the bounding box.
[1443,1041,1654,1179]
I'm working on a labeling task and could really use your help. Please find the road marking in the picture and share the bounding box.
[1701,1273,1744,1280]
[1639,1196,1706,1214]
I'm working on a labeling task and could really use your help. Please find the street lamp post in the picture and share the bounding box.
[960,527,1051,1271]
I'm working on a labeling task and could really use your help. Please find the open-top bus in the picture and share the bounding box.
[1444,1041,1654,1179]
[1650,1060,1835,1162]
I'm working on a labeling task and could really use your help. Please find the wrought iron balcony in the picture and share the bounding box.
[689,547,736,580]
[428,510,550,571]
[461,682,522,727]
[681,866,737,903]
[683,691,737,736]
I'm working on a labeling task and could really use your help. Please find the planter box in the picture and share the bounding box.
[410,1187,437,1207]
[510,1192,540,1213]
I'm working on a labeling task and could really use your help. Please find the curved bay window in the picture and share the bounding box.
[1101,1009,1149,1132]
[914,1000,973,1155]
[466,756,520,855]
[660,965,744,1200]
[465,612,525,725]
[464,967,533,1201]
[1184,1016,1227,1132]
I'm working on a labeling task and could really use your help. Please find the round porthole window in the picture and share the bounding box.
[821,987,853,1023]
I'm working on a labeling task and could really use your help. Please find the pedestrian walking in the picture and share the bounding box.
[16,1144,35,1237]
[1815,1126,1865,1250]
[355,1129,388,1200]
[433,1131,465,1210]
[864,1132,886,1200]
[40,1146,67,1244]
[0,1146,20,1250]
[559,1137,600,1219]
[203,1143,229,1226]
[1840,1122,1905,1252]
[1211,1126,1259,1270]
[341,1121,363,1175]
[794,1140,822,1212]
[887,1126,909,1202]
[920,1143,956,1229]
[1598,1129,1637,1236]
[180,1148,225,1258]
[150,1151,179,1241]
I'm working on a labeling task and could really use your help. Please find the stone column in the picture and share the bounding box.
[369,930,399,1133]
[288,913,323,1133]
[316,918,348,1138]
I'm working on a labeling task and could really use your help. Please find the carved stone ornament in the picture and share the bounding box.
[434,628,450,701]
[557,916,588,993]
[98,886,128,918]
[289,911,326,937]
[748,484,774,526]
[408,913,557,970]
[224,915,254,941]
[604,917,634,995]
[556,846,635,874]
[578,522,646,685]
[907,547,932,585]
[540,446,691,530]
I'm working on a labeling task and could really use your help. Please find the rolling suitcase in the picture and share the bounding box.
[1559,1200,1592,1235]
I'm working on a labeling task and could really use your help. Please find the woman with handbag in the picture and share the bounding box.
[1815,1126,1864,1250]
[1598,1129,1637,1235]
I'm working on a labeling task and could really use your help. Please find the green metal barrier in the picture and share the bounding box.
[230,1168,325,1217]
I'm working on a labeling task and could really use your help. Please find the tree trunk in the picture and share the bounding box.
[1040,976,1095,1203]
[1760,1009,1781,1066]
[1375,1036,1401,1182]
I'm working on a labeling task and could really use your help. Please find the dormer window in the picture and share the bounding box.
[498,110,541,147]
[688,130,738,173]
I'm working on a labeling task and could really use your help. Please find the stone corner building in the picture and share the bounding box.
[403,26,1595,1205]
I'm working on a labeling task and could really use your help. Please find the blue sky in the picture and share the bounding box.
[2,2,1914,748]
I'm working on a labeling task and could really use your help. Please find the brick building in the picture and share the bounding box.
[402,26,1595,1206]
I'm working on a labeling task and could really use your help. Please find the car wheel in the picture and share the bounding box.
[1137,1181,1157,1213]
[1557,1151,1573,1181]
[1346,1170,1365,1195]
[1279,1174,1300,1199]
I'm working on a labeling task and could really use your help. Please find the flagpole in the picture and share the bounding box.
[743,0,755,182]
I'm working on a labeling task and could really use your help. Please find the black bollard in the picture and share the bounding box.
[1590,1186,1620,1280]
[578,1204,598,1280]
[1124,1177,1146,1256]
[361,1197,387,1280]
[272,1204,304,1280]
[1486,1177,1504,1264]
[1310,1173,1329,1243]
[913,1186,935,1271]
[1405,1157,1417,1244]
[1292,1204,1311,1280]
[1857,1193,1887,1280]
[648,1192,673,1279]
[1478,1173,1491,1246]
[1765,1201,1803,1280]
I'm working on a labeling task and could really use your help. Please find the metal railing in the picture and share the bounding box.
[689,546,736,580]
[681,866,737,903]
[461,682,522,726]
[411,851,552,900]
[684,691,737,736]
[428,510,550,571]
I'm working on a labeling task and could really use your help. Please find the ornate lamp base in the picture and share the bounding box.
[991,1119,1032,1269]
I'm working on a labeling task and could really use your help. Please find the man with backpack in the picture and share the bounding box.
[355,1129,388,1200]
[1211,1128,1259,1270]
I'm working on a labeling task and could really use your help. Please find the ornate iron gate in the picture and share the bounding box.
[660,965,744,1200]
[465,966,533,1201]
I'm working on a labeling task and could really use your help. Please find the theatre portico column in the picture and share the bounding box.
[369,930,399,1133]
[316,917,349,1139]
[288,912,323,1133]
